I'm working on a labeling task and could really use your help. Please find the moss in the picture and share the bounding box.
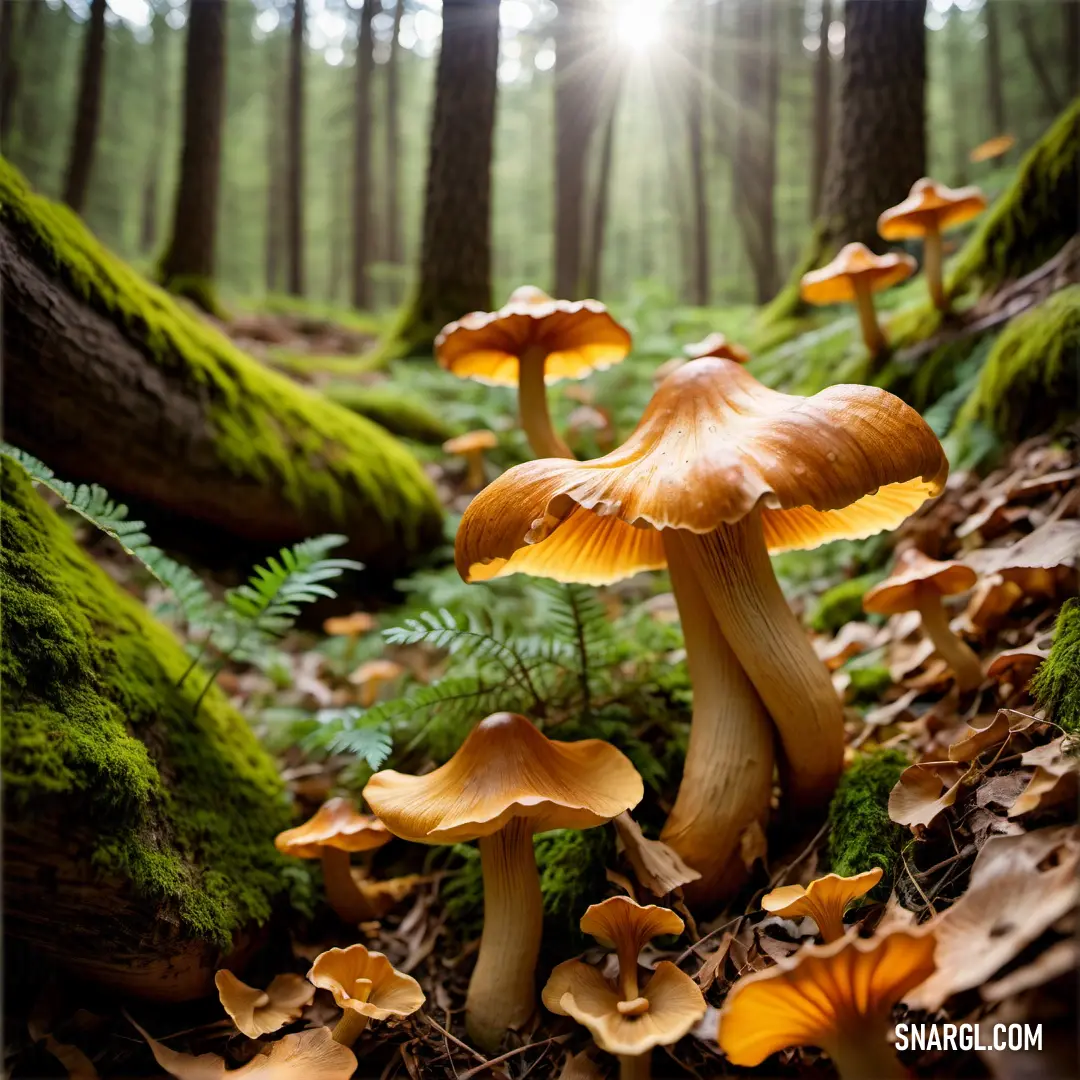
[809,572,885,634]
[827,747,910,888]
[160,273,228,320]
[845,664,894,706]
[323,383,457,445]
[1,459,292,946]
[757,222,827,329]
[0,158,442,567]
[949,100,1080,298]
[954,285,1080,440]
[1031,599,1080,735]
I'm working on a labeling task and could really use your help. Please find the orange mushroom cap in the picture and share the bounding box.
[863,549,977,616]
[274,798,392,859]
[454,357,948,586]
[760,868,883,942]
[717,928,937,1067]
[435,286,631,386]
[348,658,404,687]
[362,712,643,843]
[443,430,498,455]
[969,134,1015,163]
[580,895,685,957]
[215,970,314,1039]
[800,243,917,305]
[308,945,425,1022]
[682,332,751,364]
[323,612,377,637]
[877,178,988,240]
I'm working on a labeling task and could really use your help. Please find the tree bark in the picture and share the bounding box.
[286,0,305,297]
[266,41,283,294]
[0,0,18,143]
[159,0,227,308]
[352,0,377,309]
[983,0,1006,138]
[945,10,968,186]
[810,0,832,217]
[62,0,107,213]
[819,0,926,252]
[687,0,710,305]
[138,13,169,256]
[384,0,405,273]
[582,77,620,297]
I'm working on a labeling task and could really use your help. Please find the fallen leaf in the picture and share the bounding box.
[815,622,881,670]
[888,762,972,828]
[613,812,701,896]
[1009,738,1080,817]
[863,688,921,728]
[981,938,1080,1002]
[556,1049,606,1080]
[948,712,1012,762]
[694,933,733,992]
[985,637,1051,685]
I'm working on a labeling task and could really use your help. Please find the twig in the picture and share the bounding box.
[676,915,743,964]
[902,848,936,914]
[457,1036,569,1080]
[422,1015,485,1065]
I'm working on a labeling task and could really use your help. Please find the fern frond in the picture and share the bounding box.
[307,708,393,770]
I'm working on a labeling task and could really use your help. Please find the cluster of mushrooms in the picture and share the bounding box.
[800,176,988,357]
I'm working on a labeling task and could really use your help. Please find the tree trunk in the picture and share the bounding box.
[62,0,107,213]
[389,0,499,358]
[945,11,968,186]
[159,0,227,310]
[1065,0,1080,100]
[733,0,779,303]
[1015,5,1062,117]
[983,0,1006,138]
[384,0,405,275]
[138,13,169,256]
[352,0,377,310]
[286,0,305,297]
[582,79,620,297]
[810,0,832,217]
[819,0,926,252]
[0,0,18,143]
[266,44,283,294]
[687,0,710,306]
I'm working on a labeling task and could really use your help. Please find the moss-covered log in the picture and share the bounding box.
[0,159,442,571]
[1,458,293,1001]
[323,382,457,444]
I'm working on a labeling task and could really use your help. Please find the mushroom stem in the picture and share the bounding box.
[852,277,887,358]
[668,511,844,812]
[616,945,641,1002]
[320,848,376,924]
[922,223,946,310]
[827,1029,909,1080]
[464,450,487,490]
[659,536,775,905]
[914,591,983,693]
[467,817,543,1051]
[519,346,573,459]
[331,1008,369,1047]
[618,1052,652,1080]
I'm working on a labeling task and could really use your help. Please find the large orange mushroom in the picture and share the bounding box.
[435,286,631,459]
[363,712,643,1051]
[454,356,948,903]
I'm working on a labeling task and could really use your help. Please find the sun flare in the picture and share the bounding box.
[613,0,668,53]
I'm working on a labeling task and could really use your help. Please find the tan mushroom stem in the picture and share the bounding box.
[463,450,487,490]
[467,816,544,1050]
[331,980,372,1047]
[921,222,945,310]
[666,510,844,811]
[618,1052,653,1080]
[658,537,775,904]
[320,848,376,924]
[519,345,573,459]
[827,1029,910,1080]
[913,587,982,692]
[852,277,887,358]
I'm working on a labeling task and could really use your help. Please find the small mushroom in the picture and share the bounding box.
[363,712,643,1051]
[348,658,403,707]
[800,243,916,358]
[760,867,882,943]
[322,611,377,664]
[442,430,498,490]
[969,133,1015,163]
[215,969,315,1038]
[543,897,705,1080]
[682,332,751,363]
[308,944,424,1047]
[877,178,987,310]
[275,798,391,924]
[863,549,982,692]
[435,286,631,459]
[717,928,937,1080]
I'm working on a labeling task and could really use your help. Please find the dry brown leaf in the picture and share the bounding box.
[967,519,1080,576]
[613,812,701,896]
[1009,738,1080,817]
[815,622,881,670]
[888,762,972,828]
[694,932,733,992]
[985,637,1051,685]
[556,1049,607,1080]
[948,712,1012,762]
[863,688,921,728]
[981,938,1080,1002]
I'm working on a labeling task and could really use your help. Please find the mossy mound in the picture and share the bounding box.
[0,157,442,570]
[1,459,292,995]
[1032,599,1080,735]
[323,383,457,445]
[809,572,884,634]
[949,99,1080,299]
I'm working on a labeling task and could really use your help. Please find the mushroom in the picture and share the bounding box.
[800,243,917,358]
[322,611,377,664]
[760,867,882,943]
[363,712,643,1051]
[348,658,403,707]
[543,896,706,1080]
[863,548,982,692]
[683,331,751,363]
[454,356,948,903]
[969,133,1015,164]
[877,178,987,310]
[308,944,424,1048]
[717,928,937,1080]
[442,430,498,490]
[274,798,391,924]
[435,286,631,459]
[215,969,314,1038]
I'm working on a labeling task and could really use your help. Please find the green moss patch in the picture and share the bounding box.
[809,572,884,634]
[323,383,457,445]
[1,459,292,946]
[1032,599,1080,735]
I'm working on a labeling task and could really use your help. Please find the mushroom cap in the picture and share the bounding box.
[683,332,751,364]
[435,286,632,387]
[308,944,425,1021]
[275,798,392,859]
[443,430,498,455]
[877,177,988,240]
[323,612,377,637]
[348,659,404,686]
[543,959,706,1056]
[800,243,917,305]
[580,895,685,956]
[863,548,977,615]
[215,970,315,1039]
[760,868,882,929]
[717,928,937,1066]
[455,357,948,586]
[969,134,1015,163]
[362,712,643,843]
